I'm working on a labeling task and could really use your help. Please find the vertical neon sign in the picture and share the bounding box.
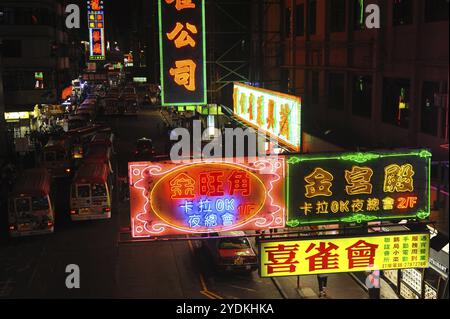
[88,0,106,61]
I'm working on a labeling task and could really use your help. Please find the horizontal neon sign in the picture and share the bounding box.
[129,158,285,237]
[233,83,301,152]
[260,233,430,277]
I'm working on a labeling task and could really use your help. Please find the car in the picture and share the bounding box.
[134,138,156,161]
[202,231,258,273]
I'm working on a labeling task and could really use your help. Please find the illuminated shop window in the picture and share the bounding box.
[34,72,44,89]
[352,75,372,118]
[382,78,410,128]
[393,0,413,26]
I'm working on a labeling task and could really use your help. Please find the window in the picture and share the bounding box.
[382,78,411,128]
[327,73,345,110]
[308,0,317,35]
[393,0,413,26]
[285,8,291,37]
[45,151,56,162]
[0,7,15,24]
[77,185,91,198]
[330,0,346,32]
[32,196,50,211]
[425,0,449,22]
[295,4,305,36]
[92,184,107,197]
[354,0,365,30]
[2,39,22,58]
[421,82,440,136]
[219,237,251,249]
[312,71,319,105]
[15,198,31,213]
[352,75,372,118]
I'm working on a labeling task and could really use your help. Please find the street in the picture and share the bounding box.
[0,109,285,299]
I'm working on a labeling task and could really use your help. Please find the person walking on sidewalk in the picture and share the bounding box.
[317,274,328,298]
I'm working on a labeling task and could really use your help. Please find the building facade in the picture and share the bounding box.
[258,0,448,160]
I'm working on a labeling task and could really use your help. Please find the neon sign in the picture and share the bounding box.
[158,0,207,106]
[129,158,285,237]
[233,83,301,152]
[286,149,432,227]
[87,0,105,60]
[259,233,430,277]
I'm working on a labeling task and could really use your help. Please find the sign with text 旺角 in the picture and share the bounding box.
[233,83,301,152]
[259,233,430,278]
[87,0,105,60]
[158,0,207,106]
[286,150,431,227]
[129,158,285,237]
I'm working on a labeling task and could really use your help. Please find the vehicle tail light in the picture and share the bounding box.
[70,210,77,215]
[104,207,111,213]
[66,168,71,173]
[47,221,54,228]
[9,225,15,231]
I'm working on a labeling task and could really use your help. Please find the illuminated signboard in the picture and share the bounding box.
[129,158,285,237]
[259,233,430,277]
[286,149,431,227]
[233,83,301,152]
[158,0,207,106]
[87,0,105,60]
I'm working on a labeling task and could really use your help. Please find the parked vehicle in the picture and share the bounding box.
[202,231,258,272]
[8,168,54,237]
[70,163,112,221]
[134,138,156,161]
[41,136,73,177]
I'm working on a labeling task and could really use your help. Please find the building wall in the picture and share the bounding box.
[261,0,449,159]
[0,0,73,111]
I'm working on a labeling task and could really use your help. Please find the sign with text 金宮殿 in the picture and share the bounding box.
[87,0,105,60]
[233,83,301,152]
[259,233,430,277]
[129,158,285,237]
[159,0,207,106]
[286,150,431,227]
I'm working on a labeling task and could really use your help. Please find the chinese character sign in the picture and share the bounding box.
[286,150,431,227]
[259,233,430,277]
[88,0,105,60]
[129,158,285,237]
[233,83,302,152]
[159,0,207,106]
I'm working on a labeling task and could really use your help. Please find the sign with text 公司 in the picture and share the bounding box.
[233,83,301,152]
[158,0,207,106]
[129,158,285,237]
[259,233,430,277]
[286,149,431,227]
[87,0,106,60]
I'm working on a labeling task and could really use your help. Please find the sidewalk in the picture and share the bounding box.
[273,273,369,299]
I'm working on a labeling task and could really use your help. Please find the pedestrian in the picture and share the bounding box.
[366,270,381,299]
[317,274,328,298]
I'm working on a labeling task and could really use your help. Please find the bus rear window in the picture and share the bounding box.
[45,152,56,162]
[77,185,90,198]
[92,184,107,197]
[32,196,49,210]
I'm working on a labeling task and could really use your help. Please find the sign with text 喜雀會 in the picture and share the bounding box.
[259,233,430,277]
[286,149,431,227]
[129,158,285,237]
[233,83,301,152]
[159,0,207,106]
